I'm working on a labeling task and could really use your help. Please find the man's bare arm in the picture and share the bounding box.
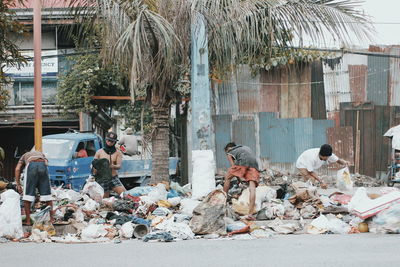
[226,154,235,167]
[111,153,122,170]
[337,158,349,166]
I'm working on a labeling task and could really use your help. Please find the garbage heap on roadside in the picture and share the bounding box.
[0,178,400,243]
[0,152,399,243]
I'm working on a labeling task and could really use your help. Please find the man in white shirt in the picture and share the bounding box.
[296,144,349,189]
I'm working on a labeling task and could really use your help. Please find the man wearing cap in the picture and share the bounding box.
[93,132,126,197]
[15,150,53,225]
[118,128,142,156]
[296,144,350,189]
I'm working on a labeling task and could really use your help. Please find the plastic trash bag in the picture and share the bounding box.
[31,206,56,237]
[167,197,181,207]
[83,198,99,211]
[336,167,353,191]
[124,186,153,197]
[74,209,85,222]
[307,214,350,234]
[191,150,216,199]
[372,203,400,233]
[81,224,108,239]
[189,190,227,235]
[82,181,104,203]
[120,222,134,238]
[0,190,23,239]
[147,183,168,203]
[180,199,201,216]
[155,217,194,240]
[232,185,277,215]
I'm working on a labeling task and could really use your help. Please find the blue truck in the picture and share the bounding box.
[41,132,179,191]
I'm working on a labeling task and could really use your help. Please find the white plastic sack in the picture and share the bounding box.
[83,181,104,203]
[347,188,373,212]
[81,224,108,239]
[167,197,181,207]
[308,214,330,234]
[372,203,400,233]
[180,199,201,216]
[191,150,216,199]
[232,185,276,215]
[349,188,400,219]
[74,209,85,222]
[53,188,82,202]
[155,217,195,240]
[120,222,134,238]
[147,183,168,203]
[0,190,23,239]
[336,167,353,191]
[83,198,99,211]
[307,214,350,234]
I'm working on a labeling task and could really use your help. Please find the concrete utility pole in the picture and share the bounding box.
[187,14,214,183]
[33,0,43,151]
[190,15,213,151]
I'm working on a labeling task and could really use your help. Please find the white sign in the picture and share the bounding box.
[4,50,58,77]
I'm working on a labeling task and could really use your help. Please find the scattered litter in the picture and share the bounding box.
[143,232,174,242]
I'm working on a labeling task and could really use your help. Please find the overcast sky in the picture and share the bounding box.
[302,0,400,48]
[362,0,400,45]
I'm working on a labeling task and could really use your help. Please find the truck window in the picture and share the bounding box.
[42,139,74,159]
[86,140,96,156]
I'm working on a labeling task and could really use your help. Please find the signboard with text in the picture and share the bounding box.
[4,50,58,77]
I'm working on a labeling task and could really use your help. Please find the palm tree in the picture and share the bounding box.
[72,0,371,184]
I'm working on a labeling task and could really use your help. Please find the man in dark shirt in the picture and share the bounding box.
[223,142,260,220]
[15,150,53,225]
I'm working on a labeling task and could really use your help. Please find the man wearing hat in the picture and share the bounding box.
[118,127,142,156]
[93,131,126,197]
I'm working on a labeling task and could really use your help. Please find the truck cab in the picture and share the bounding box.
[43,132,102,191]
[42,132,179,191]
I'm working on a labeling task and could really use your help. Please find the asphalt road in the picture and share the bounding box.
[2,234,399,267]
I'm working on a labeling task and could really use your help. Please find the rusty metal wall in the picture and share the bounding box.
[374,106,391,174]
[349,65,368,103]
[323,54,367,112]
[367,55,390,106]
[213,114,232,171]
[232,115,257,153]
[212,64,317,119]
[280,65,312,118]
[327,111,340,127]
[236,66,260,114]
[340,102,376,177]
[389,46,400,106]
[327,126,354,169]
[311,61,327,119]
[259,69,280,113]
[313,120,335,148]
[212,79,239,115]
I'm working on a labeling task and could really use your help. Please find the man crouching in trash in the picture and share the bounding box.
[15,150,53,226]
[93,131,126,197]
[223,142,260,220]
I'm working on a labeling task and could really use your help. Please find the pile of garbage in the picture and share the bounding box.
[262,169,383,188]
[0,165,399,243]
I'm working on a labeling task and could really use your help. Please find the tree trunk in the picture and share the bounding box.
[150,104,170,184]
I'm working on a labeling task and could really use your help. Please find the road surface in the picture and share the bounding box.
[2,234,399,267]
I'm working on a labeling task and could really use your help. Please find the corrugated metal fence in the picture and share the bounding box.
[213,112,335,173]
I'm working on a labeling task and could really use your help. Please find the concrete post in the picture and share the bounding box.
[188,14,214,183]
[190,15,213,150]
